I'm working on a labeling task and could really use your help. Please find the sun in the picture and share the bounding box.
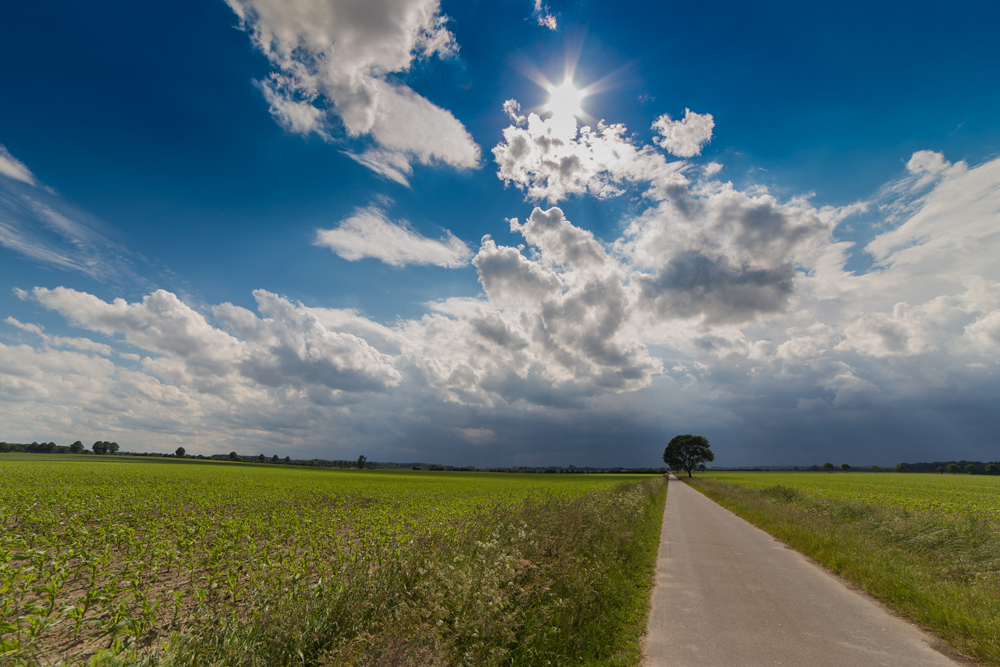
[545,80,585,118]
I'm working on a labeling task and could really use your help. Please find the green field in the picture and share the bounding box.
[0,455,667,666]
[686,471,1000,664]
[699,470,1000,515]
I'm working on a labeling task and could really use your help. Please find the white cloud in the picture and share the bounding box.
[313,206,472,268]
[468,207,662,394]
[226,0,480,180]
[651,109,715,158]
[344,149,414,186]
[837,303,940,358]
[491,105,1000,435]
[503,99,526,126]
[0,173,142,282]
[4,122,1000,463]
[27,287,404,398]
[368,81,479,167]
[622,181,833,325]
[493,104,838,326]
[493,109,686,203]
[0,145,37,185]
[532,0,557,29]
[234,290,403,393]
[0,218,90,274]
[5,316,115,356]
[865,154,1000,283]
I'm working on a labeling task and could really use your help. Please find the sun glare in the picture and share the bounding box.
[545,80,585,118]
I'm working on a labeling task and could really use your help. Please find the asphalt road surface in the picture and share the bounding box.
[643,475,971,667]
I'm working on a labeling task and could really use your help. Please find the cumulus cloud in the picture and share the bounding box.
[4,114,1000,464]
[314,206,472,268]
[28,287,403,398]
[471,207,662,393]
[493,109,686,203]
[233,290,403,393]
[9,201,668,420]
[489,101,1000,444]
[0,145,37,185]
[5,316,115,357]
[226,0,480,182]
[493,103,837,326]
[622,182,834,325]
[651,109,714,158]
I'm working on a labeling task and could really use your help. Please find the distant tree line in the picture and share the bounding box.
[896,460,999,474]
[0,440,118,454]
[4,439,998,476]
[0,442,672,474]
[715,461,1000,474]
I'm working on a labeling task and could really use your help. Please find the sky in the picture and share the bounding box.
[1,0,998,468]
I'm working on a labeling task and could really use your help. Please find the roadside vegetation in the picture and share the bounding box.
[685,472,1000,665]
[0,455,667,666]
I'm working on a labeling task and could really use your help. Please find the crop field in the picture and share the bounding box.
[698,471,1000,516]
[0,455,666,666]
[686,471,1000,664]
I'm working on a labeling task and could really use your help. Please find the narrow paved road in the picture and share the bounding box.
[643,475,970,667]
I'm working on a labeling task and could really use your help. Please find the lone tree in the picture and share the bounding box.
[662,434,714,477]
[229,451,238,461]
[947,463,961,474]
[937,466,945,474]
[966,464,978,475]
[840,463,851,471]
[93,441,119,455]
[895,463,907,472]
[357,455,367,469]
[175,447,185,458]
[823,462,835,472]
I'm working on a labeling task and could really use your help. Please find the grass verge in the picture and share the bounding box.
[137,476,669,667]
[684,476,1000,665]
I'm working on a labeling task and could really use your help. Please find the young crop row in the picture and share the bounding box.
[0,458,663,666]
[699,471,1000,516]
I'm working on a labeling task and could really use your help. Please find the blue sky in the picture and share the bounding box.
[1,0,998,467]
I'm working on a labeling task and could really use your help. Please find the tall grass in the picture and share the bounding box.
[685,476,1000,665]
[130,477,668,667]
